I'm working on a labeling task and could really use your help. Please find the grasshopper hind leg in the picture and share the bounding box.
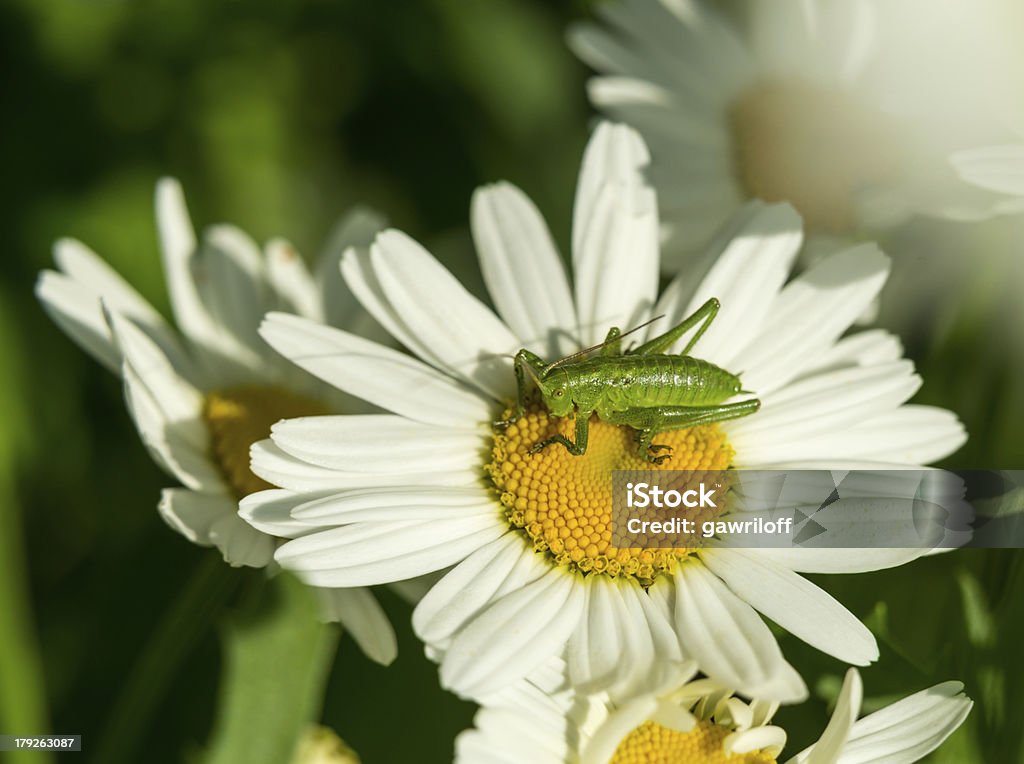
[635,428,674,465]
[608,399,761,463]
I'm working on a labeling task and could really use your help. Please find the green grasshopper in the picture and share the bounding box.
[497,298,760,464]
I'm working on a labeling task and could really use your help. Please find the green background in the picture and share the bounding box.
[1,0,1021,761]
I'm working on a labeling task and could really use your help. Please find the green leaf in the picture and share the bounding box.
[201,574,338,764]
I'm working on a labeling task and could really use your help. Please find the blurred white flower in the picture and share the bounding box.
[239,123,965,703]
[456,662,972,764]
[570,0,1023,265]
[951,144,1024,214]
[36,179,398,665]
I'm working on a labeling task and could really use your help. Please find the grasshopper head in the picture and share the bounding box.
[516,350,574,416]
[540,369,573,417]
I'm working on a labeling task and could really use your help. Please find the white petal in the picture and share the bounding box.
[456,729,559,764]
[586,77,723,149]
[569,579,682,700]
[287,486,494,525]
[651,200,779,327]
[458,695,570,764]
[339,244,439,361]
[108,312,222,491]
[208,511,276,567]
[751,0,876,82]
[259,313,491,428]
[265,238,321,320]
[703,550,878,665]
[154,178,227,373]
[249,440,479,493]
[106,310,206,435]
[743,547,924,575]
[789,669,863,764]
[567,577,657,695]
[471,182,576,358]
[238,488,332,538]
[270,415,487,473]
[158,488,236,546]
[274,515,505,587]
[952,144,1024,196]
[726,725,787,757]
[160,491,273,568]
[413,532,546,649]
[38,242,194,378]
[573,122,659,346]
[276,487,495,528]
[440,571,586,699]
[800,330,904,376]
[316,205,388,323]
[581,697,660,764]
[37,270,122,373]
[836,681,972,764]
[250,440,373,493]
[368,230,519,399]
[729,362,921,456]
[571,0,750,106]
[121,362,223,490]
[244,488,493,540]
[735,245,891,393]
[737,404,966,466]
[668,202,803,368]
[191,224,270,373]
[674,562,807,702]
[54,238,162,322]
[650,699,698,733]
[632,582,685,667]
[316,586,397,666]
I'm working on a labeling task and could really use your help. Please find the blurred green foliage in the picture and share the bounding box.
[1,0,1022,762]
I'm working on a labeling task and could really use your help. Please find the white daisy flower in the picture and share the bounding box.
[455,661,972,764]
[35,179,398,665]
[242,122,966,702]
[569,0,1021,265]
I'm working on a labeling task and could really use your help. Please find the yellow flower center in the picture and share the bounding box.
[203,385,329,499]
[486,403,733,584]
[729,79,906,234]
[610,720,776,764]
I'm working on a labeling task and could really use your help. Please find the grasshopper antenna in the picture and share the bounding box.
[544,314,665,373]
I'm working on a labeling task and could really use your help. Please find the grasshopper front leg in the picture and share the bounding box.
[494,349,543,428]
[529,410,591,456]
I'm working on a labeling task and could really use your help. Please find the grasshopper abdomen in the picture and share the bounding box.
[569,354,741,410]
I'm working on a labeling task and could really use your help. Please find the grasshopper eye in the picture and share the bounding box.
[553,389,565,397]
